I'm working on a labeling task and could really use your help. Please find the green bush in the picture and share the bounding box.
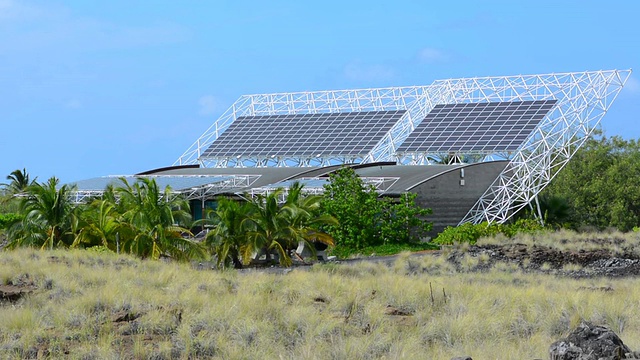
[502,218,545,237]
[322,167,432,250]
[0,213,22,230]
[433,222,497,245]
[433,219,544,245]
[85,246,116,254]
[542,135,640,231]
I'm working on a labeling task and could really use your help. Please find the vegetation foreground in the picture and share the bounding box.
[2,232,640,360]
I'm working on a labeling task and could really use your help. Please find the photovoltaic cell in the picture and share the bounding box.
[396,100,557,153]
[202,111,406,158]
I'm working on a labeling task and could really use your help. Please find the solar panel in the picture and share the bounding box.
[201,110,406,158]
[397,100,556,153]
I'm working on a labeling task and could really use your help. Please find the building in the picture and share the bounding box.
[71,70,632,235]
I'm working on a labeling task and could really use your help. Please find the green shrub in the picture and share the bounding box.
[0,213,22,230]
[433,219,544,245]
[502,218,545,237]
[432,222,494,245]
[322,167,432,250]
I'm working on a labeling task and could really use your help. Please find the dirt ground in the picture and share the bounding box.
[2,237,640,359]
[446,242,640,278]
[4,233,640,301]
[234,235,640,278]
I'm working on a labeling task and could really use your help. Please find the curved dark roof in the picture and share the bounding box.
[153,166,317,190]
[352,164,464,194]
[71,161,509,199]
[136,164,199,175]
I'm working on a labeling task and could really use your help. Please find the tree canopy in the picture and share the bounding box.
[2,170,338,266]
[542,135,640,231]
[7,177,76,250]
[1,168,35,196]
[4,174,205,260]
[321,167,432,252]
[199,182,337,268]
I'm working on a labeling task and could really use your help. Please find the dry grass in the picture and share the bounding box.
[480,228,640,257]
[0,248,639,359]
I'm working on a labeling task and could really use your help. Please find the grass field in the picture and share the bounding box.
[1,242,639,359]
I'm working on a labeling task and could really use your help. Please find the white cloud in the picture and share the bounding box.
[0,2,188,53]
[625,76,639,94]
[64,99,82,109]
[417,47,448,63]
[343,60,395,82]
[0,0,24,21]
[198,95,221,116]
[0,0,11,13]
[0,0,61,23]
[0,0,20,19]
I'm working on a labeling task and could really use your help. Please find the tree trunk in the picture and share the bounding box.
[230,249,243,269]
[262,246,271,263]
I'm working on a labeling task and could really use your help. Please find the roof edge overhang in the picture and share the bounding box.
[136,164,200,176]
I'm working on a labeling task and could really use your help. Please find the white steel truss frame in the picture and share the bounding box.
[174,86,438,167]
[68,175,261,204]
[180,175,262,200]
[175,69,631,225]
[458,70,632,224]
[247,177,400,203]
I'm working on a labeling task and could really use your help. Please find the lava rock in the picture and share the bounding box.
[549,321,632,359]
[0,284,35,302]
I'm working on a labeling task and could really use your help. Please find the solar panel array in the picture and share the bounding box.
[202,110,406,158]
[397,100,557,153]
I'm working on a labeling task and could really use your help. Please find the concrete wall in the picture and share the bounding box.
[409,161,508,237]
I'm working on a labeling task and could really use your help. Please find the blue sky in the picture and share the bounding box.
[1,0,638,183]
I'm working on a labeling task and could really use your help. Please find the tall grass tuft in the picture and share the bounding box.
[0,248,640,358]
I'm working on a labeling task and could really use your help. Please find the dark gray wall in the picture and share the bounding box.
[409,161,508,237]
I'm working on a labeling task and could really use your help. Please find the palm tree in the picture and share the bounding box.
[198,197,252,269]
[114,177,205,261]
[242,189,293,265]
[282,182,336,256]
[244,183,337,267]
[1,168,36,195]
[1,169,36,211]
[72,199,131,251]
[7,177,76,249]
